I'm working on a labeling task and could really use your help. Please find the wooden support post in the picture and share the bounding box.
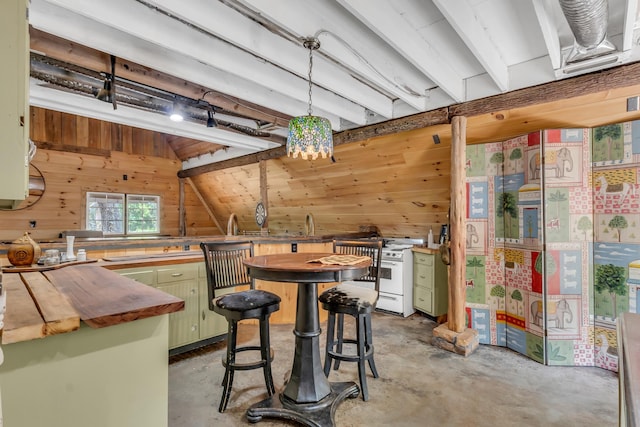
[259,160,269,232]
[427,116,477,355]
[178,179,186,237]
[448,115,467,333]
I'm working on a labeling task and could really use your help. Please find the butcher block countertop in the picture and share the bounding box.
[98,251,203,270]
[411,245,440,255]
[1,264,184,345]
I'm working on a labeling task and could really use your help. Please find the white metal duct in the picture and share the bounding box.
[559,0,616,63]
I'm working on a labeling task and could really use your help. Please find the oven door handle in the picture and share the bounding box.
[381,260,401,267]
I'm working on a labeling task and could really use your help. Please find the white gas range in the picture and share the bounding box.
[344,237,422,316]
[375,238,423,317]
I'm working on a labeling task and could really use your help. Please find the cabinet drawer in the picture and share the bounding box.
[414,253,434,266]
[377,292,404,314]
[414,264,434,289]
[157,265,197,284]
[120,270,155,286]
[414,285,433,314]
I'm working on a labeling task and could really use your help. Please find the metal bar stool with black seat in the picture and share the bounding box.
[200,241,281,413]
[318,239,383,401]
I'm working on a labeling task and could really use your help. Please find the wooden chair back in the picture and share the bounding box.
[333,239,383,291]
[200,241,254,310]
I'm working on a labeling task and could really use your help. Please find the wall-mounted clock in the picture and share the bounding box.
[255,202,267,227]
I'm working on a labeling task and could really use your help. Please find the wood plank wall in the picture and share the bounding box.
[192,124,452,240]
[7,80,640,245]
[0,107,219,242]
[30,108,177,158]
[190,82,640,240]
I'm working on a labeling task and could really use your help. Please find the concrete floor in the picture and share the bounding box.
[168,312,618,427]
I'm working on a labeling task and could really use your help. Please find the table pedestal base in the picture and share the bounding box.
[246,381,359,427]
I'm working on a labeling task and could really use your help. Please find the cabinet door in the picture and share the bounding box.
[414,285,433,314]
[0,0,29,208]
[198,263,229,339]
[157,281,200,348]
[413,253,436,315]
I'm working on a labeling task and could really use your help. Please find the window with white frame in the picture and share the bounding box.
[126,194,160,234]
[86,192,160,235]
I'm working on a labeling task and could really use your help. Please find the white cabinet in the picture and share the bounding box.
[0,0,29,208]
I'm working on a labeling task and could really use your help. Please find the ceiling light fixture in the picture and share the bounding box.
[199,91,219,128]
[94,77,112,103]
[207,108,218,128]
[286,37,333,160]
[94,55,117,109]
[170,102,184,122]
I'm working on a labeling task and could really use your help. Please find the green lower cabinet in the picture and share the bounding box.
[157,281,200,348]
[413,251,448,317]
[414,284,433,314]
[198,263,228,339]
[116,262,227,349]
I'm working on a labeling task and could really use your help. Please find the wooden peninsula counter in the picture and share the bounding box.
[0,264,184,427]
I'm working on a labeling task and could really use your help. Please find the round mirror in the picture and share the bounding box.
[1,163,46,211]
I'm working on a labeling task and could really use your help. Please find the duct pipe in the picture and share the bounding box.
[559,0,616,63]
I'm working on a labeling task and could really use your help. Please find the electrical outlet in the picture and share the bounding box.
[291,243,297,253]
[627,96,639,112]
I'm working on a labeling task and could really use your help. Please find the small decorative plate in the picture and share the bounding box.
[255,202,267,227]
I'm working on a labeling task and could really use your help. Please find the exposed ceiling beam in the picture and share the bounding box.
[30,29,292,129]
[181,59,640,176]
[337,0,465,102]
[532,0,562,70]
[148,0,394,119]
[30,82,280,153]
[623,0,639,51]
[449,60,640,117]
[177,107,450,178]
[37,0,368,126]
[30,0,346,129]
[239,0,435,113]
[30,52,289,144]
[433,0,509,92]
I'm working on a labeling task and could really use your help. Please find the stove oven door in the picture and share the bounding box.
[379,259,404,294]
[377,259,405,313]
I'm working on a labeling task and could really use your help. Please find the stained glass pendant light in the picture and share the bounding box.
[286,38,333,160]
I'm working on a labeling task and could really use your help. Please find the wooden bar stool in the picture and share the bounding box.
[319,239,382,401]
[200,241,281,413]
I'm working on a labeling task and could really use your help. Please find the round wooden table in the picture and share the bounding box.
[243,252,371,426]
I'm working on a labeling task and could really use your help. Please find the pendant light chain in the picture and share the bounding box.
[307,43,314,116]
